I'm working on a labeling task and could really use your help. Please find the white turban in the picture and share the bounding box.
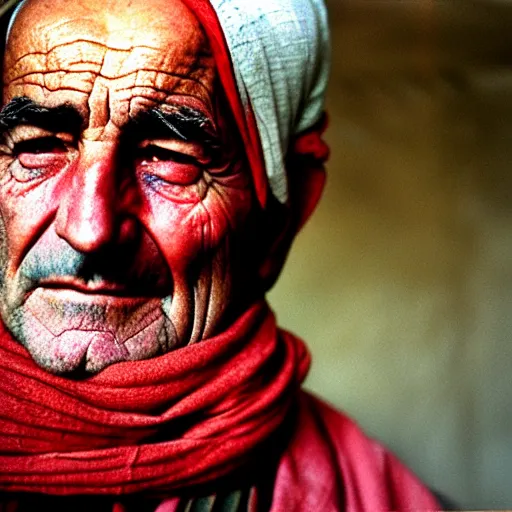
[210,0,330,202]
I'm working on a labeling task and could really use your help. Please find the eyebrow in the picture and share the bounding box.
[0,96,221,153]
[127,106,220,153]
[0,96,84,137]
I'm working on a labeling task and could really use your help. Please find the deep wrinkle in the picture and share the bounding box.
[0,0,255,374]
[0,97,220,150]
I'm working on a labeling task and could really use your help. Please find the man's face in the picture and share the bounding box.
[0,0,254,374]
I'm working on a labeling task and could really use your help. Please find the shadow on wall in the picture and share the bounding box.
[269,1,512,509]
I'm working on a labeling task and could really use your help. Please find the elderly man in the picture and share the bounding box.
[0,0,440,510]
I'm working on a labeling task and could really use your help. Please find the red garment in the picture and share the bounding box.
[271,392,441,511]
[0,301,439,510]
[0,302,308,494]
[155,392,442,511]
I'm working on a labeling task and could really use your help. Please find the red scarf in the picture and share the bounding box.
[0,302,309,495]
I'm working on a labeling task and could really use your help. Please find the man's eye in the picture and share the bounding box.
[136,145,202,186]
[10,137,71,183]
[138,145,199,165]
[13,137,68,156]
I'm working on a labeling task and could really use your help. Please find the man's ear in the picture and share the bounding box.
[257,164,326,292]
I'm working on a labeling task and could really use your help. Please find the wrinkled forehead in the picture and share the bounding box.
[6,0,204,55]
[2,0,216,118]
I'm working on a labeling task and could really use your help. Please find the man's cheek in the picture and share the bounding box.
[0,173,66,257]
[140,195,211,270]
[0,206,37,276]
[0,194,20,278]
[157,209,237,272]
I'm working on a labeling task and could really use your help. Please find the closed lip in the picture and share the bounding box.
[36,278,143,297]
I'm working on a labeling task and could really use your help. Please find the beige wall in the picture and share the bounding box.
[268,2,512,509]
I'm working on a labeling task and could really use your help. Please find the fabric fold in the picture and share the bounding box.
[0,302,310,494]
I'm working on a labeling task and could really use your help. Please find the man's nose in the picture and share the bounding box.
[55,143,123,253]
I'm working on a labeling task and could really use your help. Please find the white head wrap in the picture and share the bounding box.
[5,0,330,203]
[210,0,330,202]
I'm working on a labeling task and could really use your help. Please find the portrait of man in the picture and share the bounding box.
[0,0,441,510]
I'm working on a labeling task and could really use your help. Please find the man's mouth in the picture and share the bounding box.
[32,275,170,301]
[38,277,136,296]
[36,288,150,308]
[16,287,175,374]
[21,284,170,339]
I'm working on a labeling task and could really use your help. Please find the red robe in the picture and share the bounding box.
[0,303,439,511]
[271,392,440,511]
[0,394,441,511]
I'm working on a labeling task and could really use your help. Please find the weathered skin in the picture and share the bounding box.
[0,0,255,374]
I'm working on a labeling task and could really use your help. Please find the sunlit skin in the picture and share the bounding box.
[0,0,256,374]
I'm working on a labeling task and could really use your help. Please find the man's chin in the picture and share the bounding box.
[5,289,178,375]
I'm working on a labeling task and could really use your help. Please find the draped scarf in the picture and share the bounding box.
[0,302,310,495]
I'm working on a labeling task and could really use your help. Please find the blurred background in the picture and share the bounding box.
[268,1,512,509]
